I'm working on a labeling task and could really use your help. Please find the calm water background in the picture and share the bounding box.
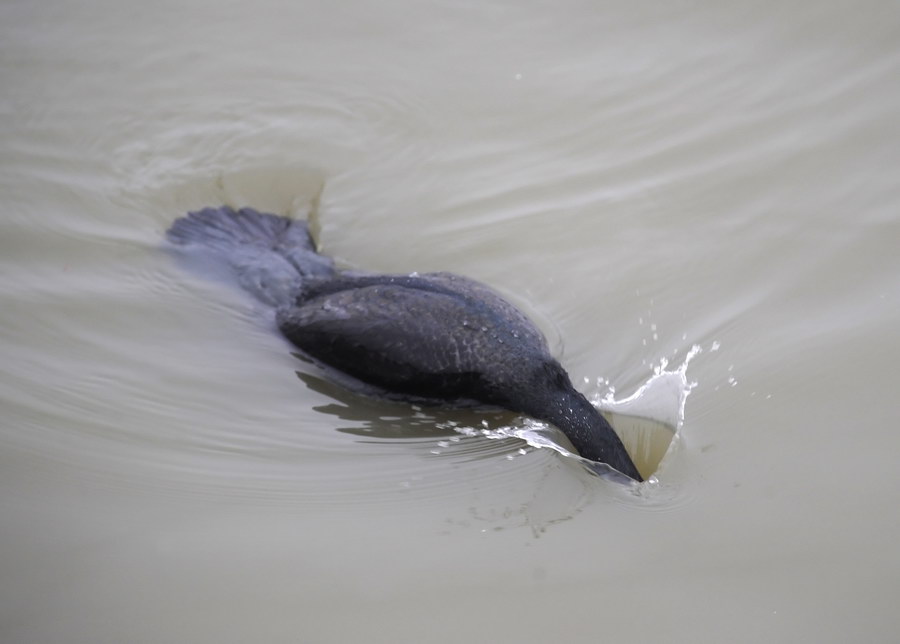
[2,1,899,642]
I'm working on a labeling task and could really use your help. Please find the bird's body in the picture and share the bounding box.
[167,206,642,481]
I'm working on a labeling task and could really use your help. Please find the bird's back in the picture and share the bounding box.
[277,272,554,406]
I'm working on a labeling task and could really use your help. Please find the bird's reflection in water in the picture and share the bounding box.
[296,369,519,449]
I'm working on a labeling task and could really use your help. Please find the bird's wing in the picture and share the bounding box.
[296,271,548,349]
[276,280,540,402]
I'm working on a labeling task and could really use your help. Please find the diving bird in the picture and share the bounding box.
[166,206,642,482]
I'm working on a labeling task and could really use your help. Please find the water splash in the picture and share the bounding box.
[438,344,705,487]
[595,343,701,431]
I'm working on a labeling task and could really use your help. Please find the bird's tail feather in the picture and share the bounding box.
[166,206,334,307]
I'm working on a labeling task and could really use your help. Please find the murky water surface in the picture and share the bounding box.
[2,1,899,642]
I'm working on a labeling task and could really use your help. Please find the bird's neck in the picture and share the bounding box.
[523,385,643,482]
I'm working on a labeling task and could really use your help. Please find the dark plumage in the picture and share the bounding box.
[166,206,642,482]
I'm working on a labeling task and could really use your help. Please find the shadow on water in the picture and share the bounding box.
[297,369,518,441]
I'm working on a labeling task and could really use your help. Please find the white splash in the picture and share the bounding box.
[594,343,701,431]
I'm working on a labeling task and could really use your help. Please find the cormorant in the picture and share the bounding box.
[166,206,642,482]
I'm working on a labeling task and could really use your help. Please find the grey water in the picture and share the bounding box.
[2,1,899,642]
